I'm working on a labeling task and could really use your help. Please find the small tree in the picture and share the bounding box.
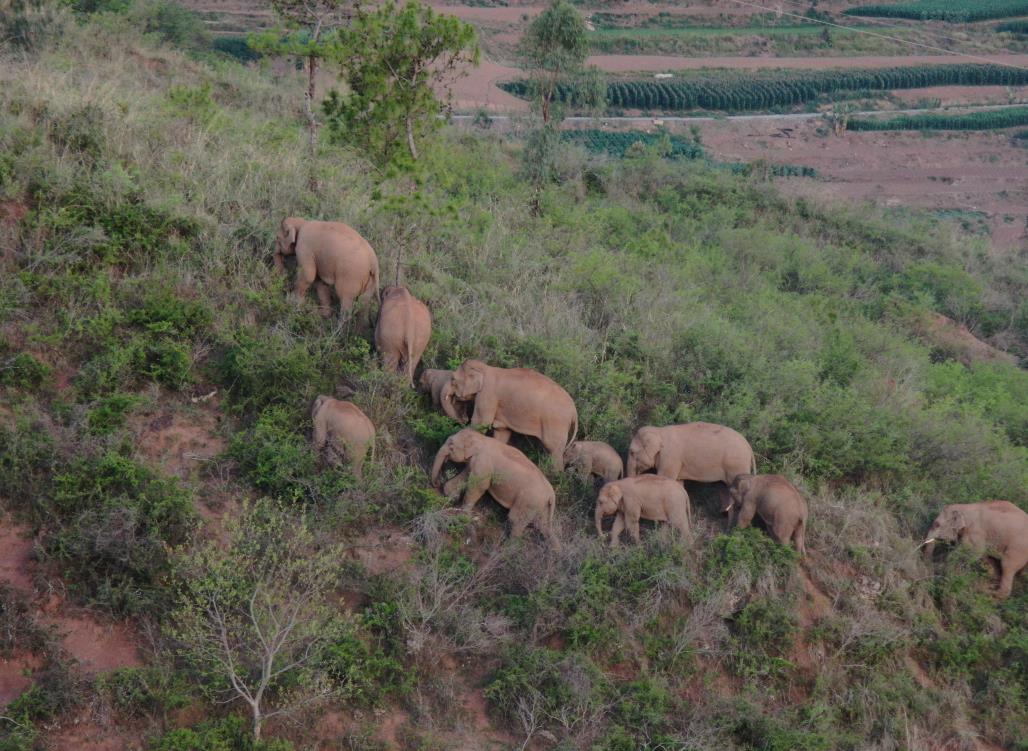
[250,0,354,152]
[518,0,589,124]
[170,501,343,741]
[322,0,479,166]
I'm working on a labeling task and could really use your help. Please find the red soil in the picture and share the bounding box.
[348,528,416,576]
[131,404,226,480]
[0,654,43,707]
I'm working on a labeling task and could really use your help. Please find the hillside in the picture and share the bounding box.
[1,4,1028,751]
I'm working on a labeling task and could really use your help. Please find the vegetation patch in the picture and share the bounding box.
[845,0,1028,22]
[848,106,1028,131]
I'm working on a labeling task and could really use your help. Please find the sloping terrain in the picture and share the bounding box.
[1,8,1028,751]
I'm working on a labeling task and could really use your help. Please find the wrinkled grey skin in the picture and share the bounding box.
[564,441,623,483]
[922,501,1028,599]
[726,474,807,556]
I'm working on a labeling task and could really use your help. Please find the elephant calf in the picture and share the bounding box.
[923,501,1028,599]
[595,475,692,547]
[312,395,375,479]
[274,217,380,322]
[431,428,559,547]
[564,441,623,483]
[418,369,469,424]
[726,474,807,556]
[375,286,431,386]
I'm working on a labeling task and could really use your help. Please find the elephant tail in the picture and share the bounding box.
[567,411,579,452]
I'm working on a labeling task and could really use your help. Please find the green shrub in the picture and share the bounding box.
[86,392,139,434]
[732,700,831,751]
[93,666,191,720]
[704,528,798,593]
[130,0,210,52]
[0,351,52,390]
[0,417,59,513]
[227,406,353,504]
[730,597,799,678]
[316,616,408,705]
[485,648,608,727]
[0,585,51,657]
[44,451,195,615]
[150,716,293,751]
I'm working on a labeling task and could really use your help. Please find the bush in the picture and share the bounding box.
[227,406,353,505]
[44,451,195,615]
[0,351,52,390]
[150,716,293,751]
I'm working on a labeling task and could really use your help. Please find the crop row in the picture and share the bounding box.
[844,0,1028,22]
[563,129,818,177]
[996,20,1028,33]
[500,64,1028,113]
[847,106,1028,131]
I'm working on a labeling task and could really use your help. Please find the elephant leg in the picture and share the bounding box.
[335,285,356,322]
[461,473,491,513]
[442,468,470,500]
[793,521,807,557]
[491,428,512,444]
[315,281,333,318]
[626,513,642,544]
[609,513,625,547]
[508,506,531,538]
[770,520,793,546]
[997,556,1018,599]
[382,350,401,375]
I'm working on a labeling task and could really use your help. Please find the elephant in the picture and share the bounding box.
[564,441,624,483]
[626,422,755,493]
[431,428,558,547]
[595,475,692,547]
[922,501,1028,599]
[274,217,379,321]
[312,395,375,479]
[725,474,807,556]
[449,359,578,470]
[375,286,431,386]
[417,369,469,423]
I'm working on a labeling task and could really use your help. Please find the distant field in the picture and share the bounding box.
[501,63,1028,113]
[845,0,1028,22]
[847,105,1028,130]
[588,24,869,38]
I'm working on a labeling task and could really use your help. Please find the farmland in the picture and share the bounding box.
[501,63,1028,114]
[845,0,1028,22]
[847,105,1028,131]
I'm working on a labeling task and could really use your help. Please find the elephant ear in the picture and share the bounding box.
[949,507,968,534]
[462,362,487,395]
[641,430,662,465]
[282,217,302,250]
[312,394,328,415]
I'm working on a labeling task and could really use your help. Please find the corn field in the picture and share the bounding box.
[848,107,1028,131]
[501,64,1028,114]
[844,1,1028,22]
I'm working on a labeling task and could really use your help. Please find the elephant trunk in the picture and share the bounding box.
[430,443,451,488]
[625,456,637,477]
[595,506,606,538]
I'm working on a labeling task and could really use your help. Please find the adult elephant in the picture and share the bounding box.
[626,422,755,485]
[375,286,431,386]
[431,429,559,547]
[725,474,807,556]
[922,501,1028,599]
[274,217,379,321]
[449,359,578,470]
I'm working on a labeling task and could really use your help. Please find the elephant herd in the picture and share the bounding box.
[280,217,1028,598]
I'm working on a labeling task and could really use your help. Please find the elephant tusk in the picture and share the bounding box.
[917,538,936,549]
[723,503,733,513]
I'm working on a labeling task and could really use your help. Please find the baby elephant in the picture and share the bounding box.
[595,475,692,547]
[726,474,807,556]
[431,428,558,547]
[311,395,375,479]
[922,501,1028,599]
[375,286,432,386]
[564,441,623,483]
[418,369,469,423]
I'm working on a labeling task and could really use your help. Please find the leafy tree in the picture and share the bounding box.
[322,0,478,166]
[169,501,345,741]
[518,0,590,123]
[250,0,354,153]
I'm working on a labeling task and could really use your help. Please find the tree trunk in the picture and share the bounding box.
[305,53,320,192]
[405,116,418,161]
[252,703,263,741]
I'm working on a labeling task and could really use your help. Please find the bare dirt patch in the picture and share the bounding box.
[348,527,416,576]
[55,614,142,675]
[912,312,1019,366]
[0,521,36,594]
[693,118,1028,249]
[0,653,43,707]
[130,404,225,479]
